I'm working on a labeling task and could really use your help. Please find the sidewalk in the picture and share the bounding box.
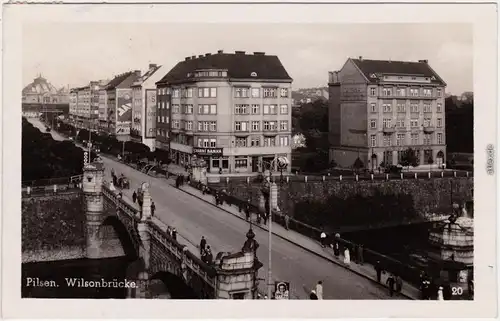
[174,181,421,300]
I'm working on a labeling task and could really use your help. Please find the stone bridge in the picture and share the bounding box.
[82,162,263,299]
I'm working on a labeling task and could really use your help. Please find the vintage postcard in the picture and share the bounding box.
[1,1,498,319]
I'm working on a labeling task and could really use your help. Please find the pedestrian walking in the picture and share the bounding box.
[375,260,382,283]
[421,279,430,300]
[309,290,318,300]
[343,247,351,265]
[172,228,177,241]
[245,203,250,221]
[284,214,290,230]
[357,244,364,264]
[315,281,323,300]
[263,213,268,225]
[151,201,156,216]
[333,241,340,257]
[320,231,327,247]
[132,190,137,203]
[437,286,444,301]
[395,275,403,293]
[257,212,262,224]
[200,236,207,255]
[386,274,395,297]
[205,246,213,265]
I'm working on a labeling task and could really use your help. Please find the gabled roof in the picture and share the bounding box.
[105,72,134,90]
[157,51,292,85]
[350,58,446,86]
[131,65,162,87]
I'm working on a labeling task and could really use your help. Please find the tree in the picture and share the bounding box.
[400,148,419,169]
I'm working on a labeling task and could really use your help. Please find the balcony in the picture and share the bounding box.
[423,125,435,133]
[382,126,396,134]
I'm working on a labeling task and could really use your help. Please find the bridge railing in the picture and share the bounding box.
[101,183,141,220]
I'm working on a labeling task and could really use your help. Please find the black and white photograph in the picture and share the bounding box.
[1,1,497,319]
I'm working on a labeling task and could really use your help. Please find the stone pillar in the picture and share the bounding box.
[215,228,263,299]
[83,162,105,259]
[137,223,151,271]
[392,150,398,166]
[140,183,152,221]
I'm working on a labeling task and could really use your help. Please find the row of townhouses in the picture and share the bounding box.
[68,51,447,173]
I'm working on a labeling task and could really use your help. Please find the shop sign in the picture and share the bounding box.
[193,148,223,157]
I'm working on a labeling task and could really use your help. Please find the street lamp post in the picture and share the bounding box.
[261,158,277,300]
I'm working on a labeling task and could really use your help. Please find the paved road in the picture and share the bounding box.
[29,118,68,142]
[27,118,404,300]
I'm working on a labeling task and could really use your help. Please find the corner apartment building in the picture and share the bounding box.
[155,50,293,174]
[98,71,141,139]
[130,63,165,151]
[328,57,447,170]
[69,80,108,129]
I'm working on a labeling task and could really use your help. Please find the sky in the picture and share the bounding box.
[23,23,472,94]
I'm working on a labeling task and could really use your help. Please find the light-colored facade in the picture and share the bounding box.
[69,89,78,121]
[70,80,108,130]
[130,64,164,151]
[98,89,108,131]
[156,51,293,174]
[22,75,69,105]
[328,57,447,170]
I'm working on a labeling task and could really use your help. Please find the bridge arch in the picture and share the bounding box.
[150,271,199,299]
[99,216,139,260]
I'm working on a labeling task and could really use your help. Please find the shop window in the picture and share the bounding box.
[235,158,248,168]
[222,158,229,169]
[212,159,220,168]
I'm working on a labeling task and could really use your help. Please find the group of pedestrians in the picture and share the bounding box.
[166,226,178,241]
[131,189,156,216]
[175,175,186,188]
[199,236,213,265]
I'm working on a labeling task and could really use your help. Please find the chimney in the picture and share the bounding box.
[198,55,204,58]
[418,59,428,63]
[185,57,191,61]
[149,63,157,69]
[358,56,363,61]
[191,55,196,59]
[205,53,211,57]
[235,51,245,55]
[253,51,265,55]
[217,50,224,54]
[134,70,141,77]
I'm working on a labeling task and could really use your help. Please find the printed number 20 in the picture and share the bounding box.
[452,287,463,295]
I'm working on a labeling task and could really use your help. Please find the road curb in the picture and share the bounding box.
[174,184,415,300]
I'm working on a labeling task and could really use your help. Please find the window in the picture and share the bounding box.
[235,157,248,168]
[279,136,289,146]
[186,104,193,114]
[198,122,203,131]
[397,102,406,113]
[173,89,180,98]
[186,88,193,98]
[251,88,260,98]
[263,87,277,98]
[203,138,209,148]
[235,87,249,98]
[235,137,247,147]
[410,119,419,128]
[396,119,405,128]
[437,103,442,112]
[410,102,419,113]
[263,105,277,114]
[383,118,392,128]
[396,133,405,146]
[280,120,288,131]
[382,88,393,96]
[370,87,377,96]
[423,103,432,113]
[383,103,392,112]
[198,104,217,114]
[251,121,260,131]
[198,87,217,98]
[157,115,160,123]
[370,119,377,129]
[251,104,260,114]
[173,104,180,113]
[410,88,419,97]
[424,134,432,145]
[280,104,289,114]
[161,116,165,123]
[173,120,180,129]
[437,133,443,144]
[423,88,432,97]
[203,121,209,132]
[396,88,406,96]
[280,88,289,98]
[383,136,391,146]
[250,136,260,147]
[423,118,431,127]
[235,104,249,114]
[235,121,248,131]
[370,103,377,113]
[411,133,419,145]
[437,88,442,97]
[264,137,276,146]
[210,121,217,131]
[263,121,277,131]
[166,102,170,110]
[186,121,193,130]
[370,135,376,147]
[437,118,442,128]
[210,138,216,148]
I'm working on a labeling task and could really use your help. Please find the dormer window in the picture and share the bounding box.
[251,72,257,77]
[370,73,377,78]
[431,76,436,81]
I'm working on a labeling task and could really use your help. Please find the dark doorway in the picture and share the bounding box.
[252,156,259,172]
